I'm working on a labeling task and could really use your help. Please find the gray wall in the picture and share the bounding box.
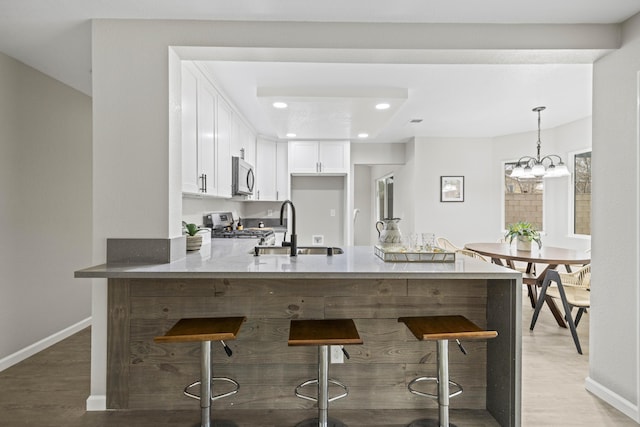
[0,52,92,365]
[588,12,640,421]
[291,176,345,246]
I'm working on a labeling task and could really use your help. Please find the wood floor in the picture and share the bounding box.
[0,291,637,427]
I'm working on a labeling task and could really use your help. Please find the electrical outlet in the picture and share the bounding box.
[330,209,336,217]
[267,209,273,217]
[330,345,344,364]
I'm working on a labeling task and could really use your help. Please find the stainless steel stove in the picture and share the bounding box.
[204,212,275,245]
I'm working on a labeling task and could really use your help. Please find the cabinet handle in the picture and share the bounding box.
[257,190,260,200]
[276,191,279,200]
[200,174,207,193]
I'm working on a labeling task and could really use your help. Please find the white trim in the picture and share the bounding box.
[585,377,640,423]
[86,394,107,411]
[0,317,92,372]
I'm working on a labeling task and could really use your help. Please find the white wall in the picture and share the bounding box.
[587,12,640,422]
[353,165,373,245]
[412,137,499,247]
[0,52,92,368]
[291,176,345,246]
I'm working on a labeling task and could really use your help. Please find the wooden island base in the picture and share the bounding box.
[107,277,519,426]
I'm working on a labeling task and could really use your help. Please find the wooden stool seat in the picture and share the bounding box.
[398,315,498,341]
[288,319,363,346]
[155,316,245,427]
[154,316,245,343]
[398,315,497,427]
[288,319,362,427]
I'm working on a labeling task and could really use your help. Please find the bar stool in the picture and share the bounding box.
[288,319,363,427]
[154,316,245,427]
[398,315,497,427]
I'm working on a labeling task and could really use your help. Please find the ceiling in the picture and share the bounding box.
[2,0,640,141]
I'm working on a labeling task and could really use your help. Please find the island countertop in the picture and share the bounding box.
[75,240,520,280]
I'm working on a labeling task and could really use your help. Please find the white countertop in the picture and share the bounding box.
[75,239,521,280]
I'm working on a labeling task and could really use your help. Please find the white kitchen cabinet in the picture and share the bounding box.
[181,66,199,193]
[181,62,232,198]
[231,117,256,165]
[275,141,289,200]
[216,97,233,198]
[181,63,217,195]
[255,138,289,201]
[289,140,350,175]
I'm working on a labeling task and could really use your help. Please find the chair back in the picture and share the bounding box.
[455,249,489,262]
[435,237,460,252]
[558,264,591,291]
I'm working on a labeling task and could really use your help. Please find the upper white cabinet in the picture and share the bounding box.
[255,138,288,201]
[181,62,219,196]
[216,97,233,198]
[289,141,350,175]
[181,62,256,198]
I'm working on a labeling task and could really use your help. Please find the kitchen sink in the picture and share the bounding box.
[251,246,344,256]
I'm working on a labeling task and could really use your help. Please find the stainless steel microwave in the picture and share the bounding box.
[232,156,255,196]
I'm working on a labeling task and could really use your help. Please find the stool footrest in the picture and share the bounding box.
[408,376,463,399]
[295,378,348,403]
[184,377,240,402]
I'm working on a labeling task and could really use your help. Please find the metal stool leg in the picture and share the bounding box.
[201,341,211,427]
[318,345,329,427]
[408,340,459,427]
[437,339,454,427]
[294,344,348,427]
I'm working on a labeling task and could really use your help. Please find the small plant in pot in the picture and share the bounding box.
[505,221,542,251]
[183,221,203,251]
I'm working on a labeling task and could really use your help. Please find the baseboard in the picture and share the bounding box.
[86,394,107,411]
[0,317,92,372]
[585,376,640,423]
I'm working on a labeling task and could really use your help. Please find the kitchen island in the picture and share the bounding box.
[76,240,521,426]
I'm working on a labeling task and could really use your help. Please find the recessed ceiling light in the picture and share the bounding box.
[375,103,390,110]
[357,133,369,138]
[286,133,296,138]
[273,102,288,109]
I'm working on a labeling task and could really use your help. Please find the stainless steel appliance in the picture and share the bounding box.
[204,212,275,245]
[232,157,255,196]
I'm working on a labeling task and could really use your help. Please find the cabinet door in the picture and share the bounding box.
[198,80,216,195]
[319,141,349,174]
[256,138,277,201]
[276,141,289,200]
[181,65,199,193]
[240,121,256,167]
[217,98,233,198]
[289,141,319,174]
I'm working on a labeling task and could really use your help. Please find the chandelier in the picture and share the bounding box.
[510,106,570,179]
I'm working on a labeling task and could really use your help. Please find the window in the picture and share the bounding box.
[504,162,543,230]
[376,175,394,220]
[573,151,591,235]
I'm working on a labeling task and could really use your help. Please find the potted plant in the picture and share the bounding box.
[183,221,203,251]
[505,221,542,251]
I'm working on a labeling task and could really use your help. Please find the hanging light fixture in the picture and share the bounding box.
[510,106,571,179]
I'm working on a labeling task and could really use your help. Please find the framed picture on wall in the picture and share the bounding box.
[440,176,464,202]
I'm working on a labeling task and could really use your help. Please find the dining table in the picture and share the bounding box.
[464,242,591,328]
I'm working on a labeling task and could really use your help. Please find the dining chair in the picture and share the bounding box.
[435,237,461,252]
[456,249,489,262]
[529,264,591,354]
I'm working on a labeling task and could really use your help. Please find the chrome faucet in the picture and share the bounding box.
[280,200,297,257]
